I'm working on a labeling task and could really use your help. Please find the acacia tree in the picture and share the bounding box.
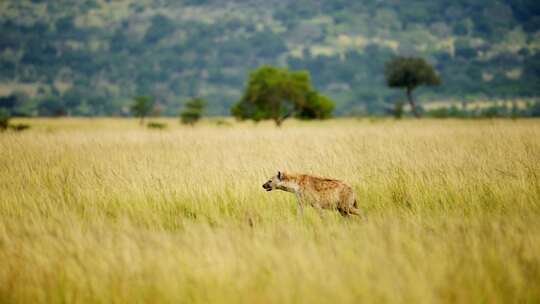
[384,57,441,118]
[232,66,334,126]
[130,96,154,125]
[180,98,206,126]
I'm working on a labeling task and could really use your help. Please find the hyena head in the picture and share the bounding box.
[262,171,298,193]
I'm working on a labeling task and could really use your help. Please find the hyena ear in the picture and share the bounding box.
[277,171,283,180]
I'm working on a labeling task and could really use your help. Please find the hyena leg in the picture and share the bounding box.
[295,192,304,219]
[338,197,361,217]
[337,207,349,217]
[337,206,360,217]
[296,202,304,219]
[349,198,362,217]
[313,204,325,219]
[348,207,361,216]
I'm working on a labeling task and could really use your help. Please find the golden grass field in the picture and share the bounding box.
[1,118,539,303]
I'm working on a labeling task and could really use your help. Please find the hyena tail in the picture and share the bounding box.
[353,199,358,208]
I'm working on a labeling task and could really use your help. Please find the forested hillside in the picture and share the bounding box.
[1,0,539,116]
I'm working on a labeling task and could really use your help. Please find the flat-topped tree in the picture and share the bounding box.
[384,57,441,118]
[130,96,154,125]
[232,66,334,126]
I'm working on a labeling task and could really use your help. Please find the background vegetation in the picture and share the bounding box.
[0,0,539,116]
[0,118,539,303]
[232,66,334,126]
[180,97,206,125]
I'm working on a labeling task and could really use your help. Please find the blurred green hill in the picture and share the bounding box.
[0,0,539,116]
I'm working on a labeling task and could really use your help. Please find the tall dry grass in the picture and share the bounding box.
[1,118,539,303]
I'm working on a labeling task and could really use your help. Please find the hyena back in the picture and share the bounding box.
[262,171,360,217]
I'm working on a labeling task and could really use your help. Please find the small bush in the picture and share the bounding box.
[427,107,450,118]
[147,122,168,130]
[393,101,404,119]
[215,119,232,127]
[0,108,10,131]
[9,124,31,132]
[527,101,540,117]
[479,106,502,118]
[427,106,466,118]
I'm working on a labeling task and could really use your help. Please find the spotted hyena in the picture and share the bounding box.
[262,171,360,217]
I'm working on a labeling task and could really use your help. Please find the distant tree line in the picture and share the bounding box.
[3,60,540,131]
[130,66,335,127]
[129,95,207,128]
[0,0,539,116]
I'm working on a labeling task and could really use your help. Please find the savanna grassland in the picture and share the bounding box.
[1,118,539,304]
